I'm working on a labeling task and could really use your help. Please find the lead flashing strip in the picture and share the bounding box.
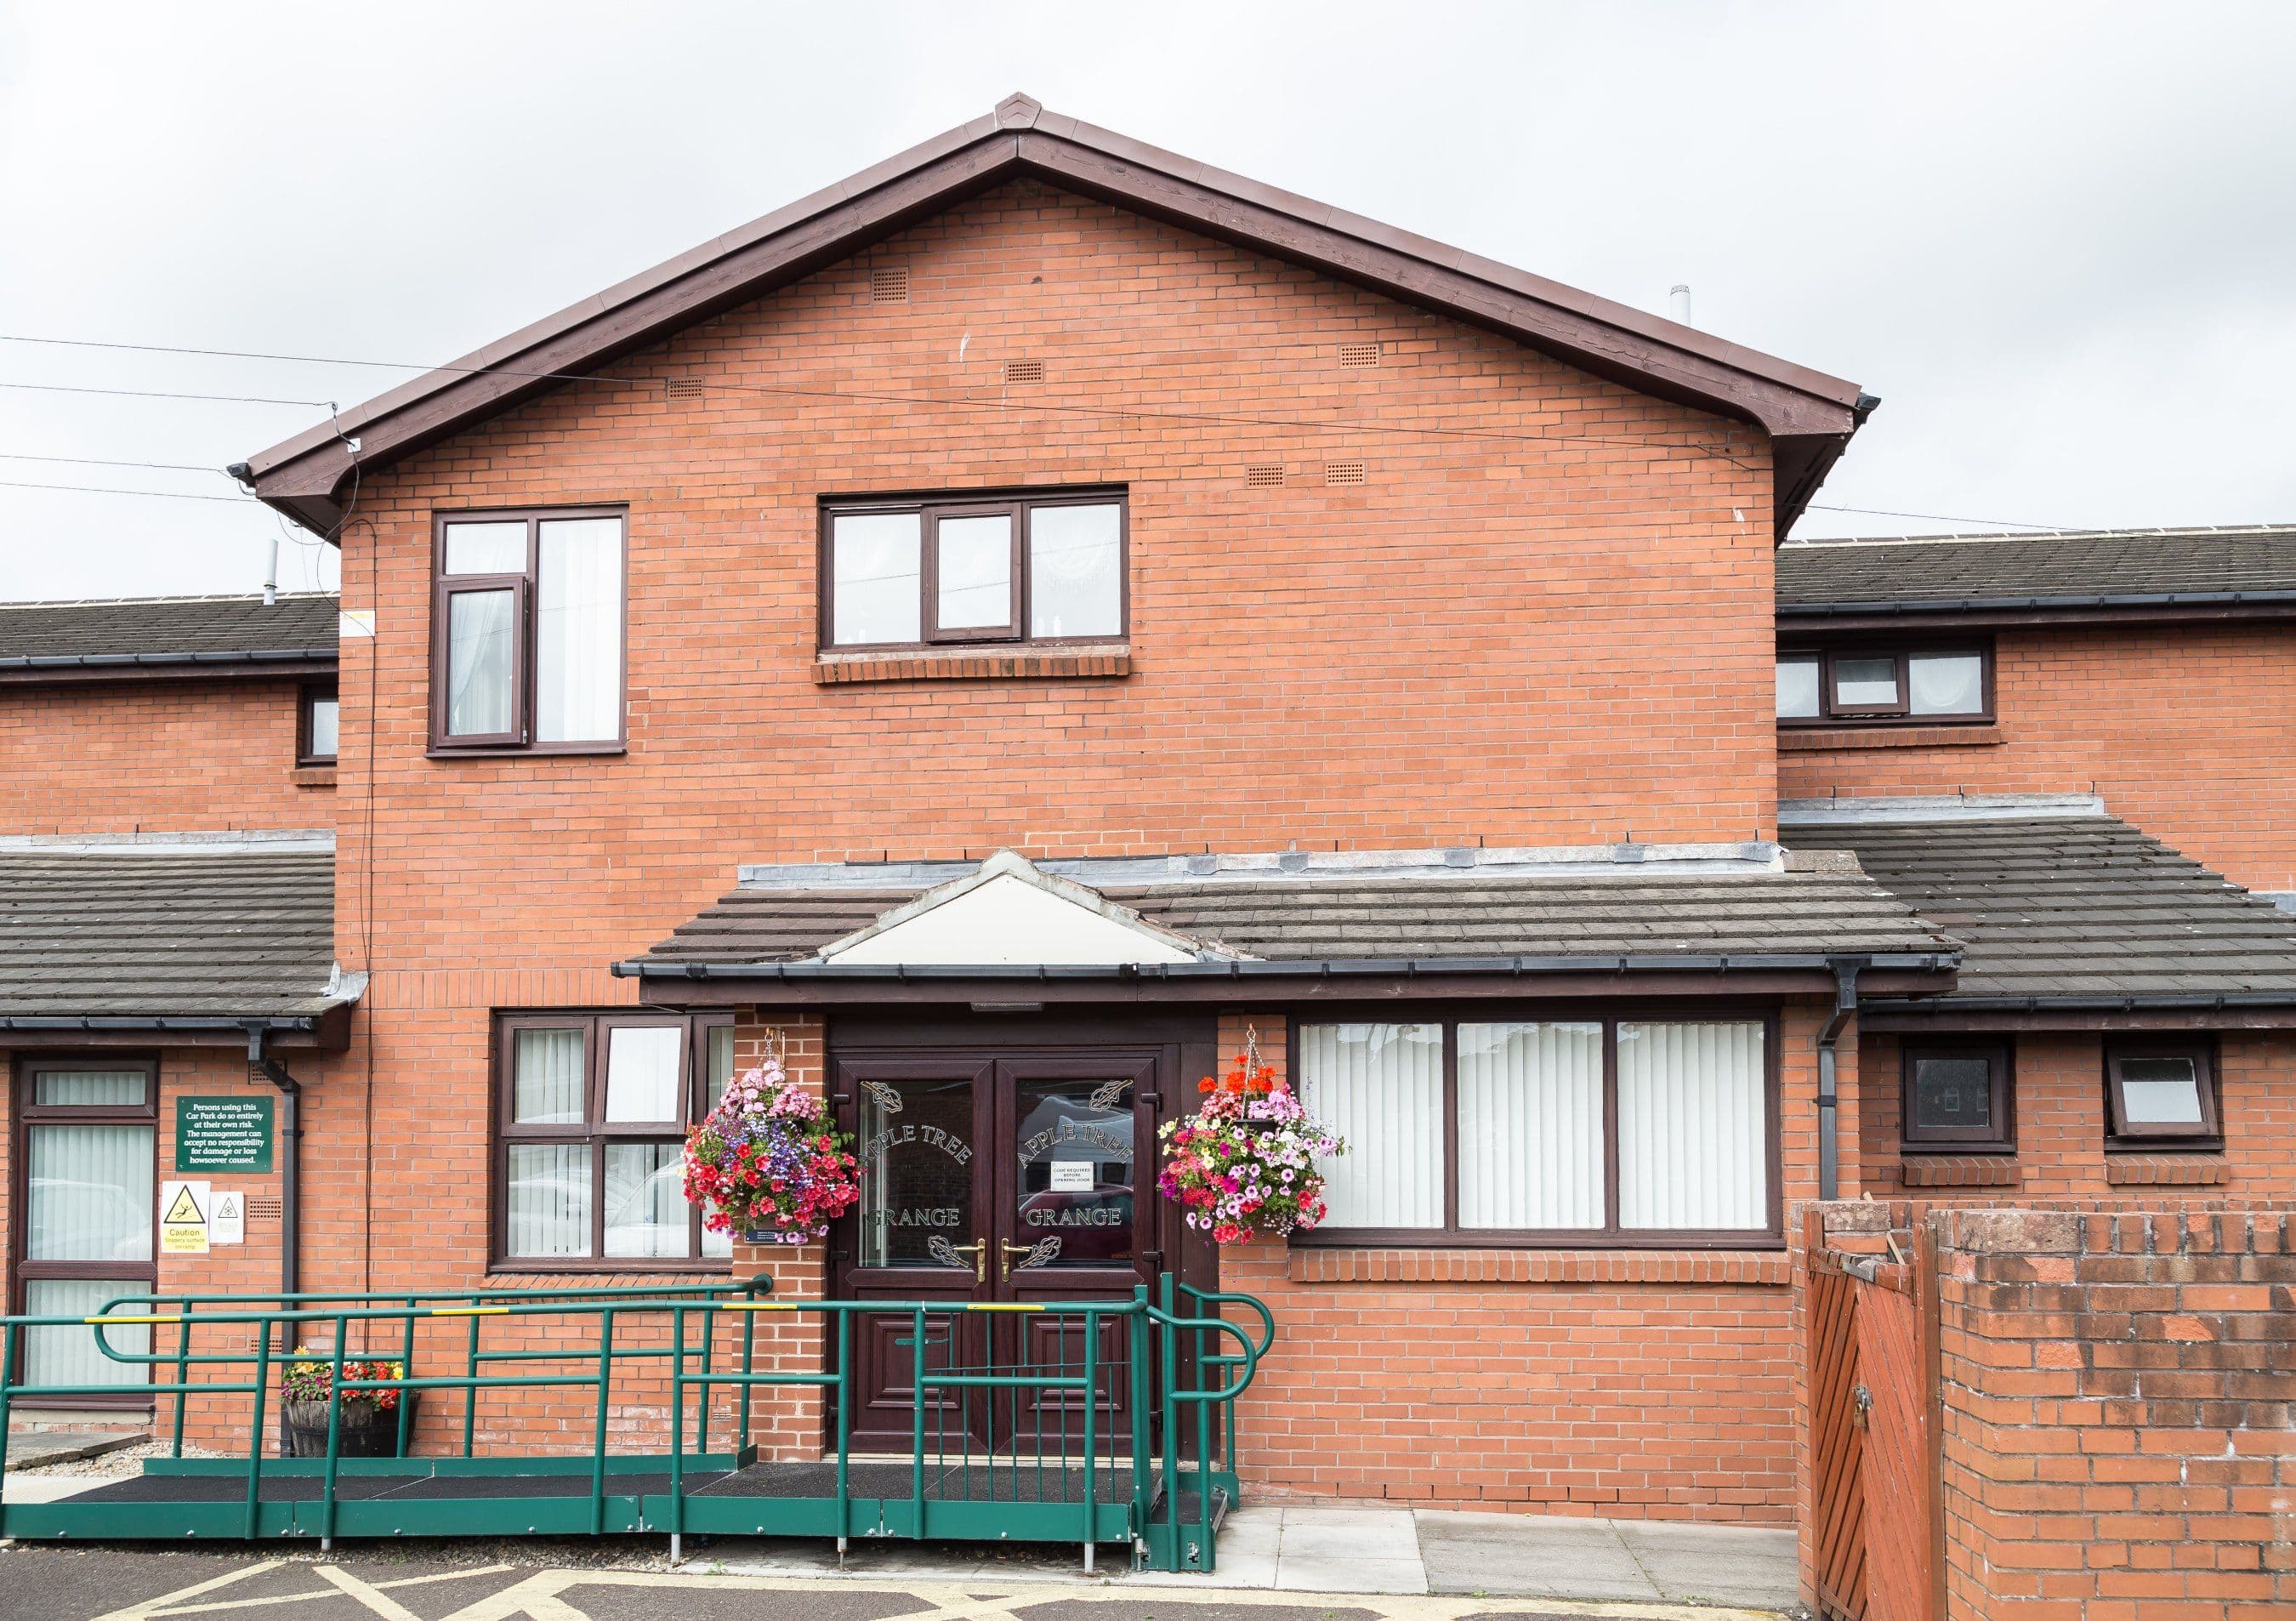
[1777,794,2104,827]
[0,828,336,855]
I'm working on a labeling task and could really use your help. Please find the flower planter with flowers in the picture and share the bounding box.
[1157,1032,1346,1245]
[683,1043,862,1245]
[280,1358,412,1458]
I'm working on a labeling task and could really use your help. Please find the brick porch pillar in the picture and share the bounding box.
[725,1013,828,1464]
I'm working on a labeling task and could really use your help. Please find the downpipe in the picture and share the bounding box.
[1816,960,1863,1202]
[246,1027,305,1313]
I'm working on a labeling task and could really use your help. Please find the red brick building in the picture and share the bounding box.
[4,97,2293,1533]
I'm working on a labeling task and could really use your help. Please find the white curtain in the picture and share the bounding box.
[604,1025,684,1123]
[1457,1022,1604,1230]
[605,1144,691,1258]
[1028,503,1122,637]
[24,1279,151,1391]
[506,1144,592,1258]
[28,1124,154,1261]
[1617,1021,1765,1231]
[1299,1024,1442,1228]
[446,589,515,737]
[536,517,622,743]
[513,1028,586,1124]
[831,512,922,644]
[32,1068,146,1106]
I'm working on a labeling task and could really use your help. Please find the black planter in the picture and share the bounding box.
[281,1394,417,1459]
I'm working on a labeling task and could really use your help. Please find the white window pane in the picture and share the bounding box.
[705,1027,735,1113]
[605,1143,692,1258]
[1776,658,1820,719]
[1617,1021,1765,1231]
[27,1124,153,1262]
[831,512,922,645]
[446,589,516,737]
[507,1143,592,1257]
[2120,1057,2203,1124]
[512,1027,586,1124]
[25,1279,151,1391]
[1833,657,1899,708]
[1908,653,1984,715]
[1299,1023,1443,1228]
[34,1068,146,1106]
[605,1025,685,1123]
[935,515,1013,629]
[443,520,528,575]
[536,517,622,743]
[1029,503,1122,638]
[308,697,340,758]
[1458,1022,1604,1229]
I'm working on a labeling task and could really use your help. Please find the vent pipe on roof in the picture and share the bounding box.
[1668,284,1692,327]
[264,537,278,606]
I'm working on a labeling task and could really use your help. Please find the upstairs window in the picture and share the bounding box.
[1776,646,1991,725]
[298,682,339,766]
[2105,1042,2219,1146]
[431,509,625,752]
[1901,1040,2013,1153]
[821,491,1126,650]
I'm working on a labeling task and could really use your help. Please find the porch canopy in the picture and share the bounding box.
[615,844,1959,1006]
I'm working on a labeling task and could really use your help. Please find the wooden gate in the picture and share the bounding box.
[1804,1214,1945,1621]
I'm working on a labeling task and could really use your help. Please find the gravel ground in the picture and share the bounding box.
[8,1438,214,1479]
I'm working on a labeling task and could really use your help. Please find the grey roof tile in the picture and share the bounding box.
[0,593,338,667]
[0,849,342,1019]
[1782,814,2296,1005]
[1776,525,2296,612]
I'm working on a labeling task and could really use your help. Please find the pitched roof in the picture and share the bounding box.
[1776,525,2296,624]
[0,592,338,681]
[242,94,1867,541]
[623,865,1955,979]
[1778,806,2296,1010]
[0,841,354,1034]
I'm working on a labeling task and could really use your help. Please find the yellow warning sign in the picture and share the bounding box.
[159,1180,210,1255]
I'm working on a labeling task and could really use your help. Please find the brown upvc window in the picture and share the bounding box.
[1293,1014,1780,1248]
[492,1012,734,1271]
[1901,1040,2014,1152]
[298,682,339,767]
[1776,645,1992,725]
[820,489,1128,651]
[2105,1040,2219,1146]
[430,508,626,754]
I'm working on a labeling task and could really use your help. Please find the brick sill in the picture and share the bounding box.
[1780,724,2004,751]
[1286,1248,1788,1286]
[1896,1156,2021,1188]
[290,766,337,788]
[816,646,1131,685]
[2106,1154,2231,1186]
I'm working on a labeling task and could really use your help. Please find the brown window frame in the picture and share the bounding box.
[1287,1009,1783,1251]
[1900,1039,2015,1153]
[1776,642,1995,727]
[428,507,628,757]
[818,487,1129,652]
[298,681,339,767]
[2104,1039,2221,1147]
[490,1011,733,1274]
[9,1055,159,1408]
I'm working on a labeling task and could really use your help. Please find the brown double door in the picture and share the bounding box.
[833,1048,1158,1454]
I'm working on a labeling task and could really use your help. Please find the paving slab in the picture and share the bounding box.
[1414,1510,1660,1602]
[1611,1517,1798,1610]
[1271,1554,1429,1594]
[2,1430,146,1470]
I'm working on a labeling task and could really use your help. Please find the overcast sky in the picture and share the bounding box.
[3,2,2293,601]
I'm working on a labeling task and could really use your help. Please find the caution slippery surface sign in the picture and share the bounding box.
[159,1180,209,1255]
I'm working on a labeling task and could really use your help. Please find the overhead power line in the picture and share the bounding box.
[0,477,258,504]
[0,379,334,407]
[1804,503,2068,532]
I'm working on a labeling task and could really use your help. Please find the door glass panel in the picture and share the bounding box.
[27,1123,155,1262]
[25,1278,151,1390]
[856,1078,976,1269]
[1012,1077,1134,1269]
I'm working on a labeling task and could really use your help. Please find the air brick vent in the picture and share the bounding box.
[1338,341,1381,368]
[664,378,704,402]
[870,265,910,304]
[1245,464,1286,487]
[1003,359,1044,385]
[1323,460,1367,486]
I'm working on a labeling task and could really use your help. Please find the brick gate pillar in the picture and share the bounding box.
[726,1013,827,1463]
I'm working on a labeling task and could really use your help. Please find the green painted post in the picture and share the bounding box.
[463,1312,481,1457]
[320,1318,348,1547]
[668,1305,686,1556]
[1159,1284,1179,1563]
[591,1309,615,1536]
[834,1310,851,1550]
[396,1298,418,1458]
[1081,1305,1098,1570]
[1128,1288,1149,1544]
[909,1306,927,1539]
[172,1298,193,1458]
[245,1329,271,1540]
[0,1321,19,1517]
[696,1305,715,1457]
[737,1305,756,1459]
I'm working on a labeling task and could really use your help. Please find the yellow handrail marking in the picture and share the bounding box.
[967,1303,1045,1312]
[429,1306,511,1317]
[85,1314,182,1325]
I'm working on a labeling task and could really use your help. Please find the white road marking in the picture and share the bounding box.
[312,1567,424,1621]
[88,1561,289,1621]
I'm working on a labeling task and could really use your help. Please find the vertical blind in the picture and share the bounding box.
[1617,1021,1766,1230]
[536,516,622,743]
[28,1124,155,1262]
[34,1069,147,1106]
[507,1143,592,1257]
[24,1279,151,1390]
[513,1027,586,1123]
[1456,1022,1605,1229]
[1299,1023,1443,1228]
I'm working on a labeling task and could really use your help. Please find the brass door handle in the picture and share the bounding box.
[932,1237,985,1284]
[1000,1241,1032,1283]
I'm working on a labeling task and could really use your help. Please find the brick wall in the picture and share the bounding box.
[1857,1032,2296,1201]
[0,679,330,834]
[1778,623,2296,894]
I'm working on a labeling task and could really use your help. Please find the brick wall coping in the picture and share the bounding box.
[1286,1247,1790,1287]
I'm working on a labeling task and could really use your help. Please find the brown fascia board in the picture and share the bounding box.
[1777,595,2296,634]
[244,96,1866,540]
[0,652,338,687]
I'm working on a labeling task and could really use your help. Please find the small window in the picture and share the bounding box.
[431,509,625,752]
[1777,645,1992,725]
[2106,1043,2219,1145]
[1901,1041,2013,1152]
[494,1012,730,1268]
[822,492,1125,651]
[298,683,338,766]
